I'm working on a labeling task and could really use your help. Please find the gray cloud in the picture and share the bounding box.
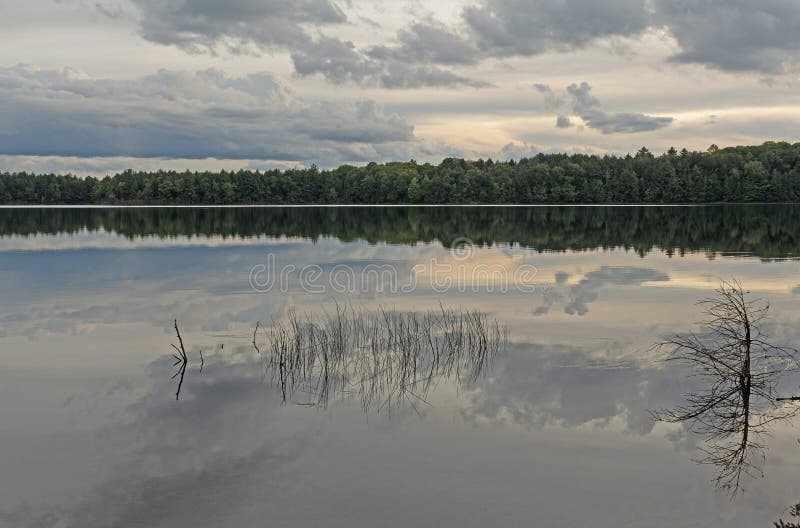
[0,65,416,164]
[536,82,674,134]
[532,266,669,317]
[555,115,572,128]
[380,63,490,89]
[654,0,800,74]
[465,316,800,460]
[462,341,692,435]
[127,1,485,89]
[375,0,800,83]
[2,437,311,528]
[131,0,345,53]
[356,0,651,88]
[554,272,571,284]
[498,141,540,160]
[291,36,381,85]
[125,0,800,91]
[579,110,674,134]
[461,0,800,75]
[462,0,650,58]
[565,266,670,316]
[565,81,602,109]
[292,0,650,89]
[534,82,565,110]
[1,345,320,528]
[290,36,488,89]
[0,155,303,178]
[367,21,480,66]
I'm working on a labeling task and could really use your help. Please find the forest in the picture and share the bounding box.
[1,142,800,205]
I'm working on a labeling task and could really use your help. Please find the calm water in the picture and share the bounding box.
[2,206,800,527]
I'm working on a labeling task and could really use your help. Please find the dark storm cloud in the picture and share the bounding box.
[535,82,674,134]
[654,0,800,74]
[0,65,416,164]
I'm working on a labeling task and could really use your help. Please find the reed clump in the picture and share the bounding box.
[255,304,507,415]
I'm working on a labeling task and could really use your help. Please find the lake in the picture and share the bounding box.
[1,205,800,527]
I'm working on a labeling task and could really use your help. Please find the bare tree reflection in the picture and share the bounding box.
[652,281,799,497]
[776,504,800,527]
[254,304,507,416]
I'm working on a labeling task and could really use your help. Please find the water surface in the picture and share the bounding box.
[2,206,800,527]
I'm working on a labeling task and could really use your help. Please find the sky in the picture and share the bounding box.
[2,0,800,174]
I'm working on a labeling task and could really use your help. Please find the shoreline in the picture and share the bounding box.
[0,203,796,209]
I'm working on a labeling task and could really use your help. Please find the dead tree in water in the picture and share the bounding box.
[651,281,799,497]
[170,319,204,400]
[171,319,188,400]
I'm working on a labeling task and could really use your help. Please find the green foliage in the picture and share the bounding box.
[2,142,800,204]
[2,204,800,260]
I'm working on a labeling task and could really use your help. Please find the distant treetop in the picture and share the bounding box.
[2,142,800,204]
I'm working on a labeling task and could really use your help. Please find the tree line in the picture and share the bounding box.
[3,205,799,260]
[2,142,800,204]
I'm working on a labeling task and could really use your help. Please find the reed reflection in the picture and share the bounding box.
[254,305,507,416]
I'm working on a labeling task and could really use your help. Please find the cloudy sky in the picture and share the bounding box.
[2,0,800,174]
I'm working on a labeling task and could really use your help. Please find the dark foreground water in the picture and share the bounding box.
[1,206,800,527]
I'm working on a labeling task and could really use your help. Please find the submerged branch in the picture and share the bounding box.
[170,319,205,400]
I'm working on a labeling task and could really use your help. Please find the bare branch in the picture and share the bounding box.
[651,281,799,497]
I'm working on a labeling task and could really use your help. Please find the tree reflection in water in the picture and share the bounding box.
[652,281,800,497]
[253,304,507,416]
[776,504,800,527]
